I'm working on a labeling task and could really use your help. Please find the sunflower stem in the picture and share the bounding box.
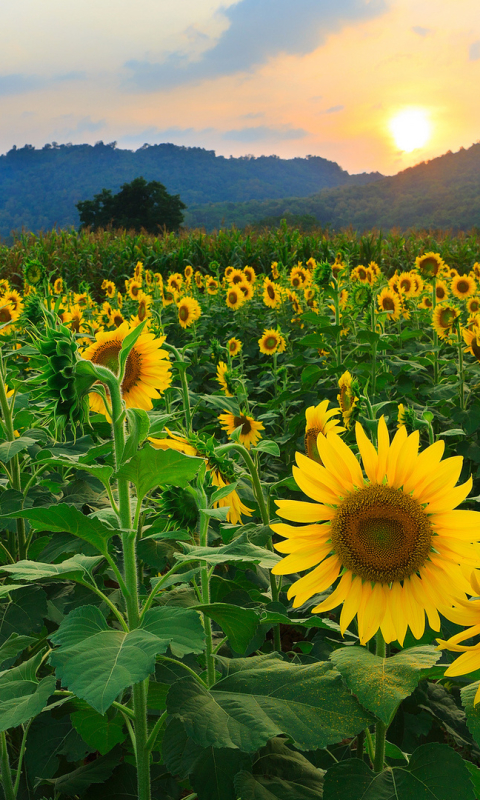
[198,507,216,687]
[0,368,26,560]
[370,301,377,400]
[456,321,465,411]
[0,732,15,800]
[373,630,387,773]
[163,343,192,434]
[109,378,151,800]
[432,278,439,385]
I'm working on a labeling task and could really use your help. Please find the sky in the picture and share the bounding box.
[1,0,479,176]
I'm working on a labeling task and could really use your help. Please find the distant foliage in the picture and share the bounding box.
[76,176,186,233]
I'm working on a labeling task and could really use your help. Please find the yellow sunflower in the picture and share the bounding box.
[418,295,433,310]
[218,411,264,449]
[53,277,64,295]
[290,267,308,289]
[463,326,480,362]
[81,322,172,416]
[271,262,280,280]
[0,304,20,332]
[104,281,116,299]
[243,266,256,284]
[434,279,449,302]
[432,304,460,339]
[145,270,153,286]
[263,278,281,308]
[225,266,234,281]
[168,274,183,293]
[216,362,234,397]
[228,268,245,286]
[177,296,201,329]
[337,371,357,429]
[109,310,125,328]
[0,279,11,293]
[437,571,480,703]
[63,304,84,333]
[238,281,254,302]
[377,287,401,320]
[184,265,194,281]
[304,400,345,463]
[258,329,281,355]
[397,272,416,297]
[225,286,244,310]
[452,273,476,300]
[128,281,142,301]
[134,261,143,282]
[415,252,444,277]
[206,277,219,295]
[271,417,479,646]
[162,288,176,307]
[117,292,123,309]
[467,297,480,315]
[351,265,370,284]
[227,337,242,357]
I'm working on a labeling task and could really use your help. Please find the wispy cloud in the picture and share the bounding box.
[118,126,216,147]
[222,125,308,142]
[124,0,389,91]
[411,26,431,37]
[320,105,345,114]
[469,40,480,60]
[0,71,86,97]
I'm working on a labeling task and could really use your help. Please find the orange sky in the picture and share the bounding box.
[1,0,479,175]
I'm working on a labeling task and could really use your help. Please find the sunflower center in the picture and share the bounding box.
[267,285,275,299]
[457,280,469,294]
[228,291,238,304]
[330,484,433,583]
[122,349,142,392]
[439,307,456,327]
[470,300,480,312]
[0,307,13,323]
[421,257,439,277]
[265,336,277,350]
[304,428,322,463]
[382,297,395,312]
[233,415,252,435]
[179,305,189,321]
[436,286,446,300]
[91,342,121,373]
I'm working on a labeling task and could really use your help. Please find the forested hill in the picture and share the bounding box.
[0,141,382,239]
[185,144,480,230]
[186,142,480,232]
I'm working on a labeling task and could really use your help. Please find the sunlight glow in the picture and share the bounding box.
[389,108,432,152]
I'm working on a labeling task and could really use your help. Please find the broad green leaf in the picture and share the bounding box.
[35,455,114,488]
[71,703,126,754]
[0,632,37,668]
[1,554,103,582]
[260,610,352,636]
[0,585,47,646]
[0,652,56,732]
[176,535,281,569]
[465,762,480,798]
[196,603,260,654]
[331,645,441,724]
[26,711,92,783]
[0,436,35,463]
[123,408,151,463]
[47,745,121,796]
[118,320,147,379]
[0,583,29,598]
[322,744,475,800]
[210,482,239,504]
[461,681,480,745]
[200,507,230,520]
[116,445,203,499]
[3,504,119,555]
[235,770,322,800]
[254,440,281,457]
[167,660,373,752]
[50,605,204,713]
[235,737,325,800]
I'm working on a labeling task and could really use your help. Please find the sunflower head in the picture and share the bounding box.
[337,371,358,429]
[53,278,64,295]
[227,337,242,357]
[161,485,199,531]
[225,286,244,310]
[415,252,444,277]
[377,287,401,320]
[432,304,460,339]
[24,260,44,286]
[351,284,372,309]
[452,273,476,300]
[258,329,281,355]
[216,361,235,397]
[312,261,331,287]
[218,411,264,449]
[177,296,201,328]
[304,399,345,463]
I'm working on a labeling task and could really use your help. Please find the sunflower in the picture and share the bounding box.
[117,292,123,309]
[351,265,369,284]
[432,304,460,339]
[109,310,125,328]
[168,274,183,293]
[397,272,416,297]
[0,280,11,294]
[437,571,480,703]
[467,297,480,315]
[128,281,142,301]
[397,403,406,428]
[410,274,424,296]
[225,286,244,310]
[290,267,308,289]
[337,371,357,429]
[63,304,84,333]
[24,262,43,285]
[145,270,153,286]
[418,295,433,310]
[339,289,348,310]
[263,278,281,308]
[218,411,264,449]
[238,281,254,302]
[177,296,201,329]
[134,261,143,282]
[463,326,480,362]
[132,293,153,325]
[184,265,194,281]
[331,254,346,279]
[452,273,476,300]
[377,287,401,320]
[304,400,345,463]
[271,262,280,280]
[225,266,234,281]
[243,266,256,284]
[388,273,400,294]
[227,337,242,357]
[434,279,449,302]
[415,252,444,277]
[2,290,23,314]
[162,288,176,306]
[81,322,172,416]
[258,329,281,355]
[206,277,219,295]
[228,268,245,286]
[216,362,234,396]
[369,261,382,280]
[0,304,20,332]
[271,417,480,646]
[53,278,64,295]
[74,292,89,307]
[104,281,116,299]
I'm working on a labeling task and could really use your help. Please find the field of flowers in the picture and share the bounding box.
[2,228,480,799]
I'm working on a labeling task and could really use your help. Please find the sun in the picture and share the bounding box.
[389,108,431,153]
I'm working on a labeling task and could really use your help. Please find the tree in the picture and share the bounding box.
[76,176,186,233]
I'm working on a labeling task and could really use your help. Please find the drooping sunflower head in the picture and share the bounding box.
[377,287,401,320]
[258,328,281,355]
[53,277,64,295]
[272,417,480,646]
[161,485,199,531]
[263,278,281,308]
[271,261,280,280]
[227,337,242,357]
[337,371,358,429]
[432,304,460,339]
[177,296,201,329]
[304,399,345,463]
[218,411,264,449]
[415,252,444,277]
[216,361,235,397]
[134,261,144,282]
[312,261,331,287]
[452,273,476,300]
[351,284,372,309]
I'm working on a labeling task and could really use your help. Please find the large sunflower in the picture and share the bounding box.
[415,252,444,277]
[304,400,345,463]
[377,287,401,320]
[258,329,281,355]
[432,304,460,339]
[177,296,201,329]
[452,274,476,300]
[225,286,244,310]
[81,322,171,416]
[271,418,479,646]
[218,411,264,449]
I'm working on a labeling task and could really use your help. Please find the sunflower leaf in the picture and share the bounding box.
[1,554,103,583]
[116,445,203,500]
[176,534,281,569]
[322,744,475,800]
[167,661,373,752]
[0,436,36,463]
[0,652,56,732]
[330,645,441,724]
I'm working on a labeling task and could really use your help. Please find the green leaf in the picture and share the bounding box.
[3,504,119,555]
[71,703,126,754]
[196,603,260,654]
[118,320,147,380]
[461,681,480,745]
[46,745,121,796]
[0,632,37,668]
[200,506,230,520]
[116,446,203,500]
[322,744,475,800]
[0,652,56,732]
[123,408,151,463]
[0,585,47,646]
[167,660,373,752]
[50,605,204,713]
[331,645,441,724]
[254,440,281,456]
[176,534,281,569]
[35,455,114,488]
[0,436,35,463]
[0,583,29,599]
[1,554,103,582]
[210,482,239,504]
[235,737,325,800]
[26,711,92,783]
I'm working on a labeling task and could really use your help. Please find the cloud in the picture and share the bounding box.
[56,115,105,137]
[118,126,215,147]
[222,125,308,142]
[124,0,389,91]
[0,71,86,97]
[469,40,480,61]
[411,26,431,37]
[321,105,344,114]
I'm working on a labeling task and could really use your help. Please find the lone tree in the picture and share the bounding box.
[76,176,186,233]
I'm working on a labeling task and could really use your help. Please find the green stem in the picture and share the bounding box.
[457,322,465,411]
[157,655,206,686]
[140,559,196,619]
[0,732,15,800]
[370,301,377,400]
[163,343,192,434]
[79,580,128,631]
[145,711,167,754]
[373,631,387,772]
[432,278,438,384]
[365,728,375,766]
[0,377,26,560]
[198,508,215,687]
[13,719,33,797]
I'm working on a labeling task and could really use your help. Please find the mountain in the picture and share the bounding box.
[185,142,480,231]
[0,141,382,240]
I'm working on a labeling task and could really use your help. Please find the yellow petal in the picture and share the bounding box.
[403,579,425,641]
[292,465,339,505]
[380,590,397,644]
[413,457,463,504]
[275,499,330,523]
[390,580,408,645]
[357,582,374,645]
[402,440,445,495]
[359,581,386,645]
[426,476,473,513]
[386,426,408,485]
[339,575,363,635]
[311,571,352,614]
[445,649,480,677]
[392,430,420,489]
[295,451,346,495]
[272,543,331,575]
[271,522,333,539]
[327,431,364,488]
[288,556,341,607]
[355,423,378,483]
[376,416,390,484]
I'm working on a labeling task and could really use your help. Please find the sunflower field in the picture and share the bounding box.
[3,226,480,800]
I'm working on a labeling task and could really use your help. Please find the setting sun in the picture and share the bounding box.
[389,108,432,153]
